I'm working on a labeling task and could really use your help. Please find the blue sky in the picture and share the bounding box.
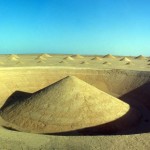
[0,0,150,56]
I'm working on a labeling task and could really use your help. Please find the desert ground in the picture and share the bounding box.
[0,53,150,150]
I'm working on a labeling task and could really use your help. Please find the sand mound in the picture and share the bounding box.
[103,61,111,65]
[16,61,24,64]
[8,54,20,59]
[91,57,102,61]
[0,76,140,134]
[40,53,52,58]
[135,55,146,60]
[80,61,89,64]
[35,54,51,61]
[120,57,131,62]
[59,60,68,63]
[8,55,20,61]
[35,56,47,61]
[63,56,74,60]
[71,54,84,59]
[37,60,46,63]
[103,54,116,59]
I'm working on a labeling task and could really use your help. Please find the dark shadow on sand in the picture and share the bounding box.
[1,91,32,110]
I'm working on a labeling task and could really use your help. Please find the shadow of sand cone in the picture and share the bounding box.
[59,60,68,64]
[8,54,20,59]
[120,57,131,62]
[80,61,89,64]
[91,57,102,61]
[10,57,19,61]
[16,61,24,65]
[0,76,141,134]
[103,54,116,59]
[71,54,84,59]
[35,56,47,61]
[37,60,46,63]
[103,61,111,65]
[135,55,147,60]
[63,56,74,61]
[40,53,52,58]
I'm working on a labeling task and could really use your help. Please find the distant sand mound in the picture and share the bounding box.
[135,55,146,60]
[103,54,116,59]
[8,54,20,61]
[103,61,111,65]
[120,57,131,62]
[71,54,84,59]
[35,56,47,61]
[16,61,24,64]
[37,60,46,63]
[0,76,140,134]
[80,61,89,64]
[91,57,102,61]
[59,60,68,63]
[8,54,20,59]
[63,56,74,60]
[41,53,52,58]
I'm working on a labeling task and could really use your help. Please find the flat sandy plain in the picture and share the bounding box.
[0,53,150,150]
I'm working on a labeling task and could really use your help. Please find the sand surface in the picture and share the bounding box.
[0,53,150,149]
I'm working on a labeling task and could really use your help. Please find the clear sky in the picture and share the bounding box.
[0,0,150,56]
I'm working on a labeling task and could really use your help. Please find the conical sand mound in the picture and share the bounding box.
[120,57,131,62]
[37,60,46,63]
[103,61,111,65]
[59,60,68,64]
[63,56,74,60]
[8,54,20,59]
[103,54,116,59]
[0,76,140,134]
[41,53,52,58]
[8,54,20,61]
[80,61,89,64]
[91,57,102,61]
[135,55,146,60]
[35,56,47,61]
[71,54,84,59]
[16,61,24,64]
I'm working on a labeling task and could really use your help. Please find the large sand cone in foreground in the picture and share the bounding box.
[0,76,140,134]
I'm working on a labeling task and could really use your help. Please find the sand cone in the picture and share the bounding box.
[120,57,131,62]
[103,61,111,65]
[8,54,20,61]
[59,60,68,63]
[103,54,116,59]
[0,76,140,134]
[41,53,52,58]
[71,54,84,59]
[91,57,102,61]
[37,60,46,63]
[35,55,47,61]
[63,56,74,61]
[80,61,89,64]
[135,55,146,60]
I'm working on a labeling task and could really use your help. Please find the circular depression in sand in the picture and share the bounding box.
[0,76,141,135]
